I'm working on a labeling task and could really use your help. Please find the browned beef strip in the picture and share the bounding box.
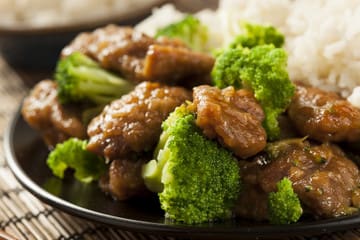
[99,158,150,200]
[21,80,86,148]
[193,85,267,159]
[288,84,360,142]
[142,44,214,84]
[61,25,214,86]
[86,81,191,160]
[236,139,360,220]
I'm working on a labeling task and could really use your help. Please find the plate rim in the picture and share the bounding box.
[5,106,360,239]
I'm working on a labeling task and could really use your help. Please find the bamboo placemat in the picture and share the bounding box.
[0,57,359,240]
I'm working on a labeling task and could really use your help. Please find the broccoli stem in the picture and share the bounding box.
[75,69,132,101]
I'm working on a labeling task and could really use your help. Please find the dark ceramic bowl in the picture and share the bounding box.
[0,0,166,69]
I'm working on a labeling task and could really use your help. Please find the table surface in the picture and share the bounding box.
[1,1,360,240]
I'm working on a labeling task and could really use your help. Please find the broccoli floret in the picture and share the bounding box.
[55,52,134,105]
[229,22,285,49]
[155,15,208,52]
[142,105,241,224]
[212,45,295,140]
[212,48,246,89]
[47,138,107,183]
[268,177,303,224]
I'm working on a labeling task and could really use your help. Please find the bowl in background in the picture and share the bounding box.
[0,0,166,70]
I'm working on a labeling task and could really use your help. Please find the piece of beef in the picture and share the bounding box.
[99,157,150,200]
[235,140,360,220]
[193,85,266,159]
[288,84,360,142]
[87,81,191,160]
[234,181,269,221]
[61,25,214,87]
[21,80,86,147]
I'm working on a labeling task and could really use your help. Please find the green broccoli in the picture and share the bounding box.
[155,15,208,52]
[142,104,241,224]
[55,52,134,105]
[47,138,107,183]
[212,45,295,140]
[268,177,303,224]
[229,22,285,49]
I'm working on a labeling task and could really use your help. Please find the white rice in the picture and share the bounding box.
[136,0,360,107]
[285,0,360,98]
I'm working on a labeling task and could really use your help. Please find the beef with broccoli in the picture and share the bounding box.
[61,25,214,87]
[19,19,360,226]
[236,139,360,221]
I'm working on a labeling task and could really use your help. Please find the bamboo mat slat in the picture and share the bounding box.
[0,57,359,240]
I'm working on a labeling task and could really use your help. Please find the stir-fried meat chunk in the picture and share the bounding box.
[87,81,191,160]
[236,139,360,220]
[234,179,269,221]
[142,44,213,85]
[263,140,360,217]
[61,25,214,86]
[193,85,266,159]
[21,80,86,148]
[99,158,150,200]
[288,85,360,142]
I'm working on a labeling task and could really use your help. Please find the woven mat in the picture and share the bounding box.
[0,58,359,240]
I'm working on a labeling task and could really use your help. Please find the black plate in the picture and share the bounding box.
[5,107,360,240]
